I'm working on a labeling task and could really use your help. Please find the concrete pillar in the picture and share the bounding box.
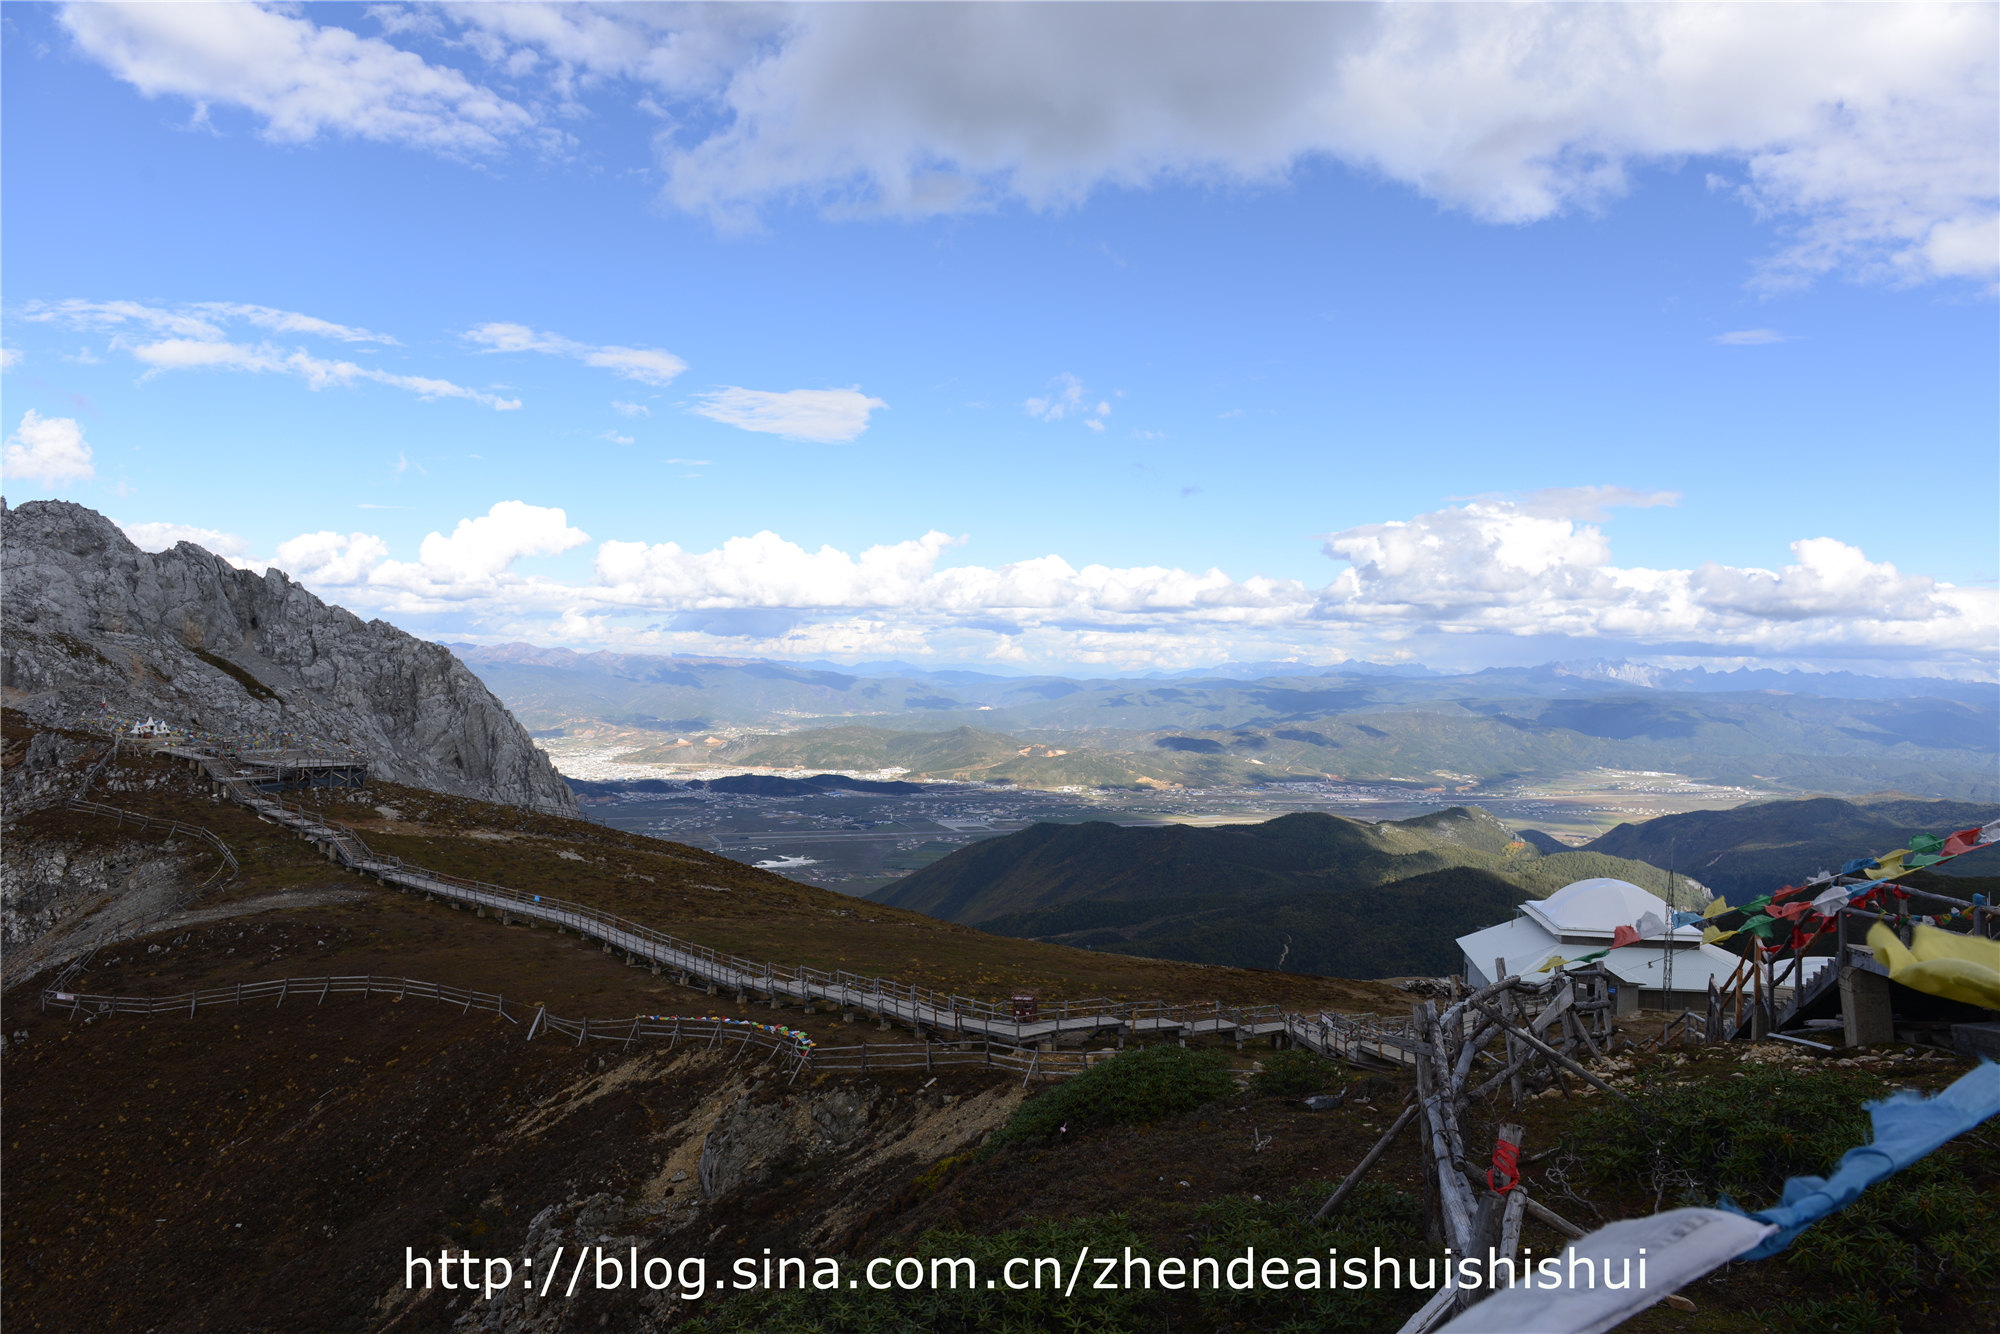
[1840,965,1894,1047]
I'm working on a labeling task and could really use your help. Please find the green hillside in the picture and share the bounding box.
[983,866,1533,979]
[1578,795,2000,896]
[872,806,1696,978]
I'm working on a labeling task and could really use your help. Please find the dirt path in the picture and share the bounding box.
[3,886,374,988]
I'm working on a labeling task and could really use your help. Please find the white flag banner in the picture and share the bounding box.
[1436,1208,1775,1334]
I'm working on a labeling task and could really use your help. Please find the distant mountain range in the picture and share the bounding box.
[870,796,1997,979]
[454,643,1996,800]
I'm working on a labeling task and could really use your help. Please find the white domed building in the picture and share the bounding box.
[1457,877,1763,1014]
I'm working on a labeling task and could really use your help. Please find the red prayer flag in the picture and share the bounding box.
[1612,924,1641,949]
[1942,827,1982,857]
[1772,884,1807,902]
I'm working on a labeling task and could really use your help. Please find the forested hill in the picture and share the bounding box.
[870,807,1686,979]
[1577,796,2000,897]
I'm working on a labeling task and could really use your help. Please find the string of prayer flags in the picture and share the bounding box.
[1833,818,2000,884]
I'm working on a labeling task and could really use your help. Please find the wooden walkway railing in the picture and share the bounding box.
[38,969,1121,1084]
[150,744,1380,1054]
[64,797,240,885]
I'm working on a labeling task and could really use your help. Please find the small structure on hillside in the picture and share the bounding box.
[233,749,369,791]
[1457,877,1818,1013]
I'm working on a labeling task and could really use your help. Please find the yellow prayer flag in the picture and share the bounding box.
[1865,850,1909,881]
[1702,896,1731,920]
[1867,921,2000,1009]
[1702,924,1737,945]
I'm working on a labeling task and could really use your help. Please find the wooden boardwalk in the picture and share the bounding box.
[151,743,1425,1060]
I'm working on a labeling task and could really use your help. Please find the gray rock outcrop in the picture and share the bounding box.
[1,499,576,814]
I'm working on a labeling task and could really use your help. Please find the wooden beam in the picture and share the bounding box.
[1472,1000,1630,1102]
[1313,1102,1419,1222]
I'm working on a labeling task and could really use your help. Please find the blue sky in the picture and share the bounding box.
[3,3,1995,676]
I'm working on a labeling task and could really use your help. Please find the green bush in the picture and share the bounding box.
[1249,1048,1338,1098]
[981,1044,1236,1157]
[1194,1181,1428,1334]
[1580,1065,2000,1315]
[681,1216,1155,1334]
[1581,1064,1877,1204]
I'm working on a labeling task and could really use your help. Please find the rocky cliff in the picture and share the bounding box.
[1,499,576,814]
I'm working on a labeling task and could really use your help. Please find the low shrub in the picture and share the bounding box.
[981,1044,1236,1157]
[1249,1048,1337,1098]
[1194,1181,1428,1334]
[1580,1064,2000,1318]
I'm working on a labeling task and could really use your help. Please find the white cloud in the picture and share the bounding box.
[275,530,395,585]
[264,492,1994,673]
[1316,497,1994,657]
[24,298,225,340]
[64,6,1996,286]
[1514,487,1679,522]
[602,431,635,445]
[612,400,651,417]
[584,346,687,386]
[413,501,590,580]
[118,520,249,557]
[1025,373,1112,429]
[464,322,686,386]
[24,298,516,408]
[0,348,21,370]
[691,386,886,443]
[60,1,534,156]
[190,302,396,344]
[3,410,95,486]
[126,339,520,410]
[1712,329,1789,346]
[677,6,1999,284]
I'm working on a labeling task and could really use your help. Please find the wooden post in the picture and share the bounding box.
[1314,1103,1418,1222]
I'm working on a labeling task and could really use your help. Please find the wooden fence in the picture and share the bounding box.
[39,970,1126,1085]
[65,797,240,886]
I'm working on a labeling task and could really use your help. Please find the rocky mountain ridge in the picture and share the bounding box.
[0,499,575,814]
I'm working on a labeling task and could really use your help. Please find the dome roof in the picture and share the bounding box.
[1520,877,1682,940]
